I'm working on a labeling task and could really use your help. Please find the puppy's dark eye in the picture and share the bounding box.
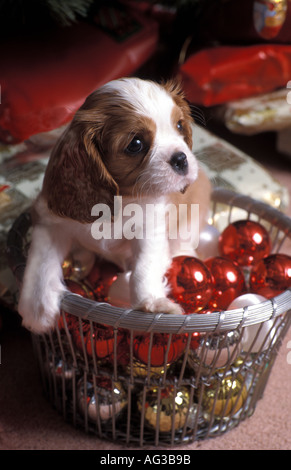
[177,120,183,132]
[126,136,144,155]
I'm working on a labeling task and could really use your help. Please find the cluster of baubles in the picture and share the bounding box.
[167,219,291,312]
[55,219,291,433]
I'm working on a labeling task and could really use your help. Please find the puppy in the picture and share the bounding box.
[18,78,211,333]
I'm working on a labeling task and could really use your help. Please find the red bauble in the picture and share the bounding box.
[58,278,94,330]
[60,279,116,359]
[190,332,201,350]
[64,278,95,298]
[250,253,291,298]
[73,324,129,363]
[219,220,271,267]
[107,330,130,367]
[83,324,119,359]
[86,262,101,287]
[166,255,213,313]
[205,257,246,310]
[132,333,187,367]
[86,259,120,302]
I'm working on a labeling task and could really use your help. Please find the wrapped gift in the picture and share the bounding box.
[179,44,291,106]
[221,88,291,135]
[0,5,158,143]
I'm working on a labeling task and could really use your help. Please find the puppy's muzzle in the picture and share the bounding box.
[169,152,188,176]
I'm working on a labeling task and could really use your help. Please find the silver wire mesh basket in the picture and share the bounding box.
[7,187,291,447]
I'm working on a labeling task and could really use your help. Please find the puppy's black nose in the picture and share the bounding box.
[169,152,188,175]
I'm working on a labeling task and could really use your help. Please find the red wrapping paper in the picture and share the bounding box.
[179,44,291,106]
[0,12,158,143]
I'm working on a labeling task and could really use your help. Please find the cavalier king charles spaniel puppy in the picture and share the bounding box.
[18,78,211,333]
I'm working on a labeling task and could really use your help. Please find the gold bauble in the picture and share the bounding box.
[138,385,190,433]
[201,373,247,418]
[128,360,166,378]
[62,252,95,281]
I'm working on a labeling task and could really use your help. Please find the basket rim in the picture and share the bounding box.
[7,187,291,334]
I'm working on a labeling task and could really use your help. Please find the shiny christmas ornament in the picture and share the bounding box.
[229,293,280,353]
[62,251,96,281]
[243,318,280,353]
[189,306,215,354]
[228,293,274,353]
[205,257,246,310]
[108,272,131,308]
[201,373,247,418]
[62,256,74,278]
[132,332,188,367]
[61,278,107,356]
[228,292,267,311]
[138,385,190,433]
[186,403,206,430]
[85,261,101,288]
[198,305,218,314]
[128,360,166,378]
[197,224,220,260]
[87,259,120,302]
[166,256,213,313]
[254,0,287,39]
[219,220,271,267]
[48,356,73,380]
[77,376,127,423]
[82,324,120,360]
[250,253,291,298]
[58,278,95,331]
[190,331,201,350]
[188,330,242,372]
[105,330,130,368]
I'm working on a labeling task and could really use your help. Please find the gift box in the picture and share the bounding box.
[0,5,159,144]
[179,44,291,106]
[220,88,291,135]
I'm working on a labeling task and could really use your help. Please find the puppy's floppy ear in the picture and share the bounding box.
[161,79,193,149]
[42,120,119,223]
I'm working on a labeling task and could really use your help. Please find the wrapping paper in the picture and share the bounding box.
[222,88,291,135]
[0,8,158,144]
[179,44,291,106]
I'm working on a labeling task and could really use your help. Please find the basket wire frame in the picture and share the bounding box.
[7,188,291,446]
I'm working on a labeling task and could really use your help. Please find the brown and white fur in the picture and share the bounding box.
[18,78,211,333]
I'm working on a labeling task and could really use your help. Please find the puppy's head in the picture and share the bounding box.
[43,78,198,223]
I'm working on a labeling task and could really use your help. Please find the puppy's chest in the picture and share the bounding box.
[75,207,169,270]
[73,224,134,270]
[98,236,134,267]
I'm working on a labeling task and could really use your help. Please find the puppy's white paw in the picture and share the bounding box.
[18,281,67,334]
[135,296,184,315]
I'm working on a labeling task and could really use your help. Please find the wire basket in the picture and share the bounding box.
[6,188,291,447]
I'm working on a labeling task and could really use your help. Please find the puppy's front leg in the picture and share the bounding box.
[130,237,184,315]
[18,223,71,333]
